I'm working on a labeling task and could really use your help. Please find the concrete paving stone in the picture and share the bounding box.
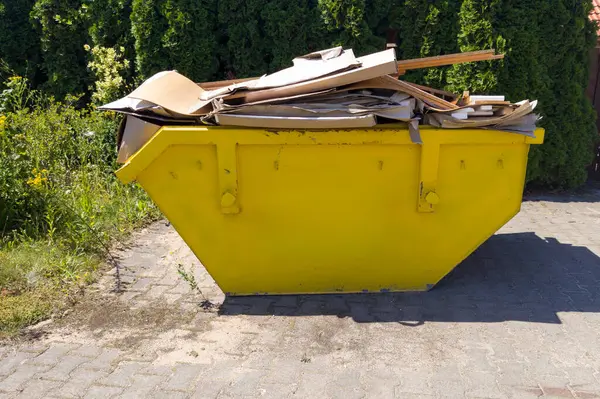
[541,386,577,398]
[48,368,110,398]
[128,278,158,292]
[151,390,189,399]
[0,352,36,376]
[14,378,61,399]
[500,385,544,399]
[168,281,193,295]
[564,367,600,392]
[160,363,206,391]
[18,345,50,355]
[118,373,166,399]
[30,344,80,366]
[138,364,174,377]
[573,391,600,399]
[393,371,436,397]
[118,291,141,302]
[70,345,104,359]
[120,350,158,364]
[191,379,227,399]
[39,355,90,381]
[82,349,123,371]
[220,368,266,398]
[395,394,436,399]
[83,385,124,399]
[292,372,331,398]
[97,362,147,387]
[255,383,300,399]
[463,371,506,399]
[143,285,173,300]
[162,293,183,304]
[259,359,303,385]
[0,365,52,392]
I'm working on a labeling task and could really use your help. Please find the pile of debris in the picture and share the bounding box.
[100,47,540,162]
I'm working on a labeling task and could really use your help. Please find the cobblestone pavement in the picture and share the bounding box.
[1,185,600,399]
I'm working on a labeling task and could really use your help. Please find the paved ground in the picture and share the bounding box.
[1,185,600,399]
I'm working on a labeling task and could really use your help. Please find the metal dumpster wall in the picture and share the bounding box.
[117,126,544,295]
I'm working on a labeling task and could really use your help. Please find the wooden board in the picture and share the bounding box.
[196,50,505,88]
[396,50,504,74]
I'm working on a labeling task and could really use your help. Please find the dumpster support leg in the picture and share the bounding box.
[418,143,440,213]
[217,143,240,214]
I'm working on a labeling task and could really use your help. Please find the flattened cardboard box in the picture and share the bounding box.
[215,114,377,129]
[100,71,211,117]
[117,116,161,163]
[218,49,398,104]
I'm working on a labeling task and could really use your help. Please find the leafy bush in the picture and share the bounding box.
[30,0,90,99]
[445,0,597,188]
[0,0,41,84]
[0,75,159,336]
[85,45,131,106]
[130,0,170,80]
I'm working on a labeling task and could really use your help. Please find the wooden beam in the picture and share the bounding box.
[396,50,504,72]
[197,50,504,88]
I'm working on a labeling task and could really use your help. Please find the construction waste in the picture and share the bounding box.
[99,47,540,163]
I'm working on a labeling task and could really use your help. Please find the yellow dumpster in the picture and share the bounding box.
[116,125,544,295]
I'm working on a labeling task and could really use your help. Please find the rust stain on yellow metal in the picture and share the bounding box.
[116,125,544,295]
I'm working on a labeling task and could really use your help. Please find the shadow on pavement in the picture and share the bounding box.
[218,233,600,324]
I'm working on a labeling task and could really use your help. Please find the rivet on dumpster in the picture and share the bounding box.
[99,47,544,295]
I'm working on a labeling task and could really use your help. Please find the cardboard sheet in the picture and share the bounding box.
[98,47,535,135]
[102,71,212,117]
[225,49,398,104]
[200,47,363,101]
[117,116,162,163]
[251,48,360,89]
[223,101,413,121]
[345,76,458,110]
[215,113,377,129]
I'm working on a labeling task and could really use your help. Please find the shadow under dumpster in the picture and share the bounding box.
[217,233,600,324]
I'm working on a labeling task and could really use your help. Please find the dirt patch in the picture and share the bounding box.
[52,291,218,349]
[3,285,220,352]
[72,295,189,332]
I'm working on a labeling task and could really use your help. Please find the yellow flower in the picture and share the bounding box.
[0,115,6,130]
[26,169,48,187]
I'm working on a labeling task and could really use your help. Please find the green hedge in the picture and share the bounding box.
[0,0,41,83]
[30,0,91,99]
[0,0,597,187]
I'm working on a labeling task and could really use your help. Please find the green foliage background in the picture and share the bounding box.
[0,0,598,187]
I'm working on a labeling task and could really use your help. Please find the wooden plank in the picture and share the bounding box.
[396,50,503,71]
[197,50,504,88]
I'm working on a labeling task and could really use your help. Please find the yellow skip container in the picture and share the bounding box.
[116,125,544,295]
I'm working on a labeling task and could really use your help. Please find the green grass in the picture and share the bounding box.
[0,175,160,338]
[0,288,54,338]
